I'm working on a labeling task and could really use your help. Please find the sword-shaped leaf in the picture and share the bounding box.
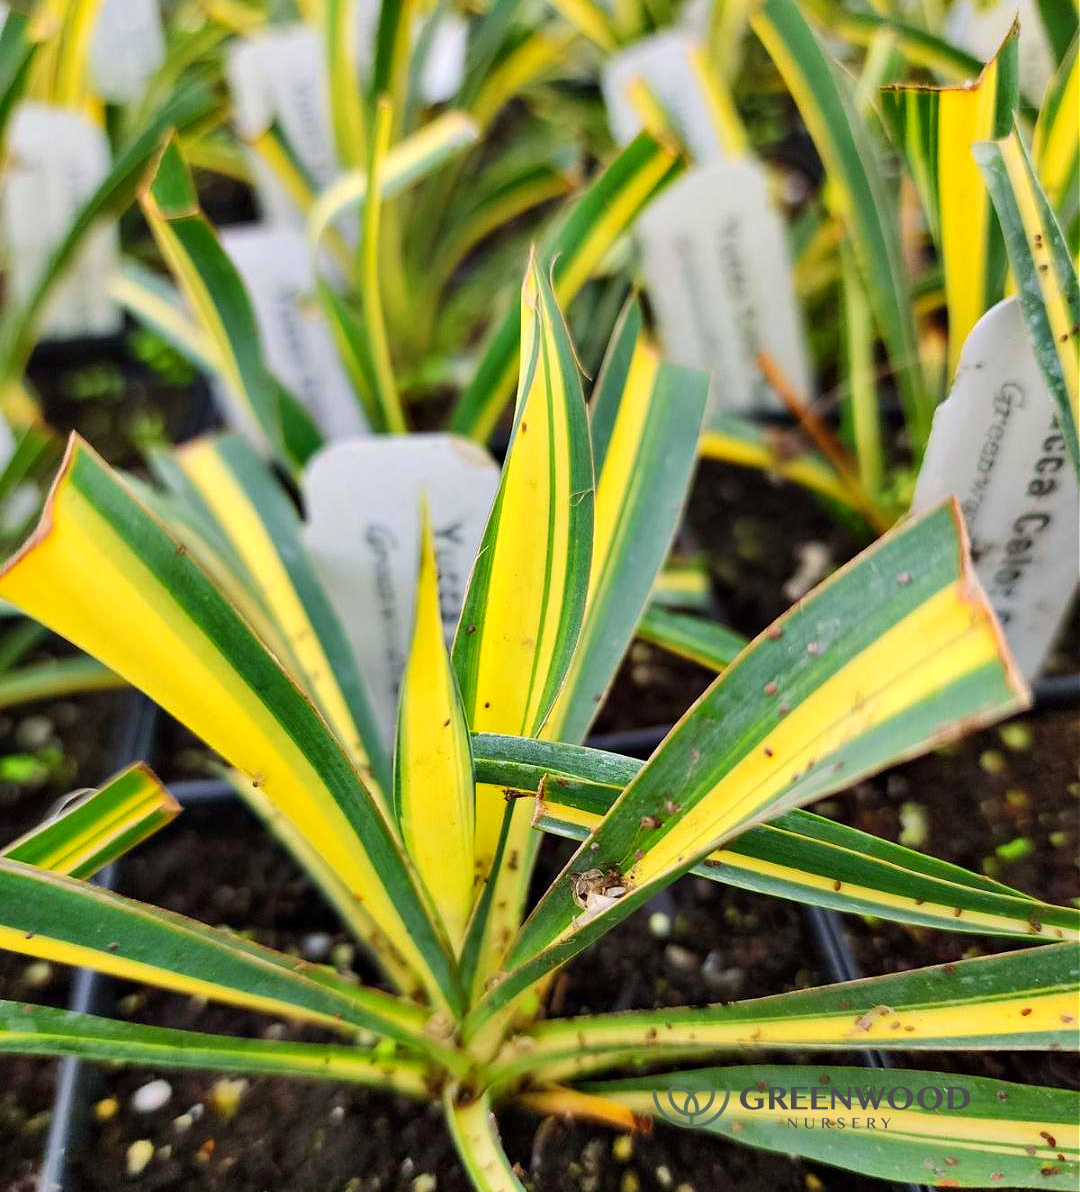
[0,82,214,399]
[880,22,1019,376]
[975,123,1080,476]
[0,1001,428,1094]
[1033,34,1079,236]
[2,763,178,879]
[395,506,475,954]
[0,860,431,1046]
[164,433,390,795]
[588,1065,1079,1189]
[0,435,461,1015]
[500,943,1080,1083]
[469,733,1079,943]
[452,256,593,990]
[465,500,1029,1034]
[139,135,321,470]
[752,0,929,448]
[450,132,685,441]
[545,301,708,743]
[636,605,748,671]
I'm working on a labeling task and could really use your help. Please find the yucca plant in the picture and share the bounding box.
[611,3,1079,530]
[0,259,1076,1186]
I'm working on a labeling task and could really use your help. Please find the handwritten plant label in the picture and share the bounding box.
[636,159,812,419]
[946,0,1052,102]
[226,25,339,224]
[219,225,368,440]
[602,32,726,163]
[89,0,166,103]
[913,297,1079,679]
[303,435,499,744]
[1,104,121,339]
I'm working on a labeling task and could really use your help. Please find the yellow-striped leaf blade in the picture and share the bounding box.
[752,0,929,448]
[452,256,594,989]
[588,1065,1078,1188]
[0,83,214,399]
[974,124,1080,476]
[446,1088,526,1192]
[165,433,391,795]
[1034,34,1079,239]
[470,732,1079,943]
[0,860,429,1044]
[450,132,685,441]
[506,943,1079,1083]
[0,435,461,1015]
[140,136,322,470]
[636,605,748,671]
[880,22,1019,377]
[545,301,708,743]
[467,500,1029,1031]
[2,763,178,879]
[395,506,476,954]
[0,1000,428,1094]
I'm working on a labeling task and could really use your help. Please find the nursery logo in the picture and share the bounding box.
[652,1082,973,1131]
[652,1083,730,1128]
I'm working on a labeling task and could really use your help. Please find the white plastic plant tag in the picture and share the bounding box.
[219,225,368,440]
[602,32,726,163]
[1,104,121,339]
[226,25,339,224]
[303,435,500,744]
[89,0,166,103]
[912,297,1079,680]
[636,159,812,419]
[419,12,468,104]
[945,0,1053,102]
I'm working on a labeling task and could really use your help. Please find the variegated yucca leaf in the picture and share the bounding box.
[463,500,1029,1035]
[470,732,1079,942]
[1034,34,1079,238]
[635,604,748,672]
[323,0,367,169]
[452,256,593,992]
[0,860,437,1047]
[0,435,462,1015]
[0,82,215,405]
[163,433,391,793]
[499,944,1079,1083]
[880,22,1019,377]
[450,131,685,441]
[395,506,476,954]
[446,1087,526,1192]
[140,136,322,470]
[975,124,1080,476]
[544,300,708,743]
[801,0,983,80]
[0,1000,428,1094]
[2,763,177,879]
[586,1065,1078,1188]
[752,0,929,448]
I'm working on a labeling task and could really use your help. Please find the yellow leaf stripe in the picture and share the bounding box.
[0,437,461,1013]
[2,763,178,879]
[395,505,476,953]
[175,435,389,794]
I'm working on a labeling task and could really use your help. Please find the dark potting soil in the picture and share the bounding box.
[30,339,210,470]
[0,682,130,1191]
